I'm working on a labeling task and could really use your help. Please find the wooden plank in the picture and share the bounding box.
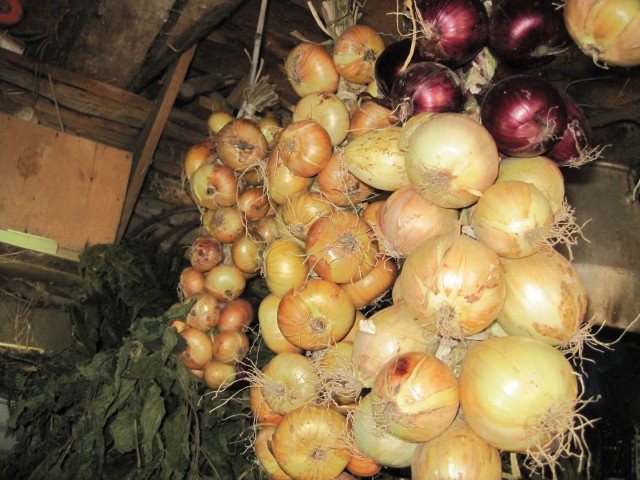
[117,45,197,241]
[129,0,244,91]
[62,0,177,87]
[0,114,132,252]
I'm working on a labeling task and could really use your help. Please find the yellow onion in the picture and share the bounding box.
[305,210,378,284]
[208,205,244,244]
[351,304,439,388]
[271,405,350,480]
[202,360,236,390]
[266,148,313,205]
[340,256,398,309]
[230,234,264,275]
[259,294,303,355]
[262,239,310,296]
[204,264,246,302]
[280,191,335,241]
[258,115,282,145]
[212,329,249,364]
[498,250,588,347]
[215,117,268,172]
[250,385,284,425]
[404,113,500,208]
[371,352,459,442]
[258,352,320,415]
[411,416,502,480]
[343,126,410,191]
[276,119,333,177]
[397,232,506,338]
[564,0,640,67]
[471,180,557,259]
[293,92,350,146]
[183,141,215,180]
[185,292,221,331]
[316,151,376,207]
[207,111,233,136]
[496,156,565,214]
[254,425,292,480]
[277,278,356,351]
[286,42,340,97]
[189,163,239,210]
[350,392,419,468]
[376,186,460,257]
[237,186,270,222]
[459,336,581,461]
[333,25,385,85]
[249,214,281,244]
[313,340,362,407]
[348,100,397,140]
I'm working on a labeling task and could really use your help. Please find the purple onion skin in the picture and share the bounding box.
[414,0,490,68]
[374,39,428,101]
[547,93,594,166]
[391,61,465,122]
[480,75,568,158]
[488,0,570,68]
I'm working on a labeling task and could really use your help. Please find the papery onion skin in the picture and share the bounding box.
[343,126,411,191]
[498,250,588,347]
[254,425,291,480]
[292,92,350,146]
[414,0,490,68]
[390,61,465,122]
[397,232,506,338]
[340,255,398,309]
[352,304,439,388]
[404,112,500,208]
[286,42,340,96]
[258,293,303,354]
[333,24,386,85]
[480,75,567,158]
[411,416,502,480]
[317,151,376,206]
[374,39,429,101]
[471,180,555,259]
[351,392,419,468]
[260,352,321,414]
[496,156,565,214]
[266,148,313,205]
[305,210,378,284]
[276,119,333,177]
[271,405,350,480]
[564,0,640,67]
[487,0,570,68]
[277,278,356,351]
[459,335,579,453]
[377,185,460,257]
[262,239,310,297]
[372,352,460,442]
[348,101,398,141]
[215,118,268,172]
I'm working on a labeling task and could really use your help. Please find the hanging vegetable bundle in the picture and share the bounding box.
[167,0,628,478]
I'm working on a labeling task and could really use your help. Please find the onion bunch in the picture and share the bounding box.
[168,7,605,479]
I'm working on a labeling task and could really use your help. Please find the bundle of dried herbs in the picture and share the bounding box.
[0,302,262,479]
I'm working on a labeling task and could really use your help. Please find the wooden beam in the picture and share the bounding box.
[117,44,197,242]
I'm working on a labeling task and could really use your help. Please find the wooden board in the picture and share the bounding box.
[0,113,133,252]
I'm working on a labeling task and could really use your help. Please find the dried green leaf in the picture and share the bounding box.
[109,408,136,454]
[141,382,165,463]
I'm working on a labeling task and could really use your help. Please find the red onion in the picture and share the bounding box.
[487,0,570,68]
[374,39,428,101]
[413,0,490,68]
[547,93,601,167]
[480,74,567,157]
[390,61,465,122]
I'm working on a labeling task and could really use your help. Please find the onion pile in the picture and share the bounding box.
[166,2,612,479]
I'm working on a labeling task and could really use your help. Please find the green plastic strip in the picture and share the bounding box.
[0,230,79,261]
